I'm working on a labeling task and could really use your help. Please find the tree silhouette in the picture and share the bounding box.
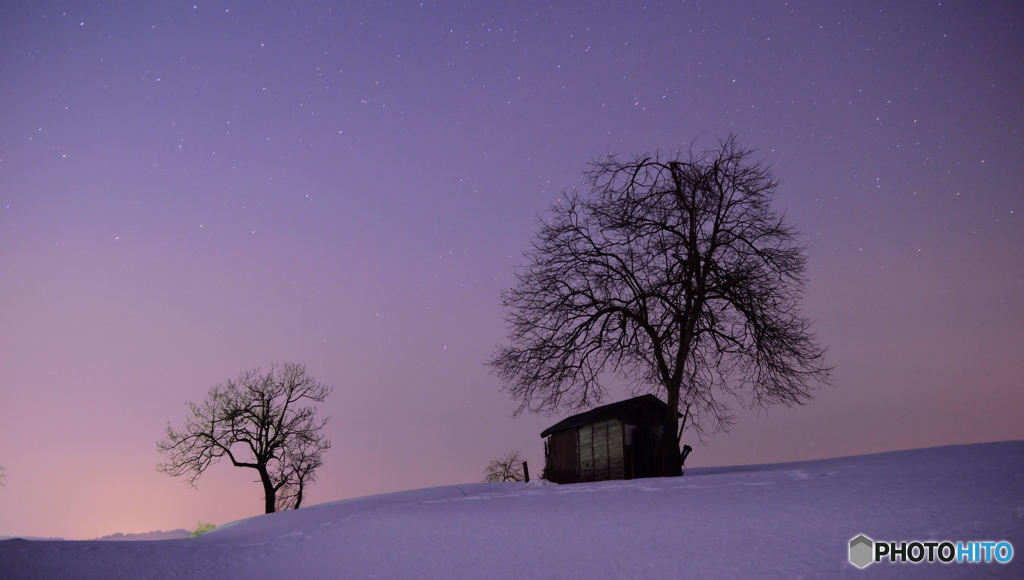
[483,451,526,483]
[158,363,332,513]
[490,136,831,476]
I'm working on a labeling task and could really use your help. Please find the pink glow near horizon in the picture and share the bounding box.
[1,1,1021,539]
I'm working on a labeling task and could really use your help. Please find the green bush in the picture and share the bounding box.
[190,522,216,537]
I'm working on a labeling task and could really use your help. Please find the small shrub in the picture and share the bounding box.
[190,522,216,537]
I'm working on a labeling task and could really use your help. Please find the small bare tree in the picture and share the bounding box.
[490,135,831,477]
[484,451,526,483]
[158,363,332,514]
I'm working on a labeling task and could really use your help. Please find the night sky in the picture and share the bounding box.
[1,1,1021,540]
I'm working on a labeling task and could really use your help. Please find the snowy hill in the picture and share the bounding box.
[1,441,1021,579]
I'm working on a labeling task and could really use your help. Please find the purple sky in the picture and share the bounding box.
[1,1,1021,540]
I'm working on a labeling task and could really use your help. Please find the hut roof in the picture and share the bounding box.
[539,394,678,438]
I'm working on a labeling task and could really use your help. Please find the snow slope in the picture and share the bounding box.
[2,441,1021,579]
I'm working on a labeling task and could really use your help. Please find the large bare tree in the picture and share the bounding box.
[158,363,332,513]
[489,136,831,476]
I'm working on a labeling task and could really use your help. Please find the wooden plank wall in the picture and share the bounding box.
[577,419,624,481]
[607,419,624,479]
[578,424,594,479]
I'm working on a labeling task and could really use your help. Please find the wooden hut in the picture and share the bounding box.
[540,394,679,484]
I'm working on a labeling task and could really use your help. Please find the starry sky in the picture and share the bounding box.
[1,1,1021,540]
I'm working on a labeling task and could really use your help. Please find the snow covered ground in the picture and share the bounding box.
[92,529,191,542]
[2,441,1021,578]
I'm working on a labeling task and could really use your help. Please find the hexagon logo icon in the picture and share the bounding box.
[849,534,874,569]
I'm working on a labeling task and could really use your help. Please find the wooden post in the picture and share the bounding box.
[522,461,530,483]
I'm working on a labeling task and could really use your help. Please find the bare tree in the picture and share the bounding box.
[158,363,332,514]
[484,451,526,483]
[489,136,831,476]
[0,465,6,487]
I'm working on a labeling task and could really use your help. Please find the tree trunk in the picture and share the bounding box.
[660,387,683,476]
[259,468,277,514]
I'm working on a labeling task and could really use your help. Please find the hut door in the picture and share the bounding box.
[547,431,578,483]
